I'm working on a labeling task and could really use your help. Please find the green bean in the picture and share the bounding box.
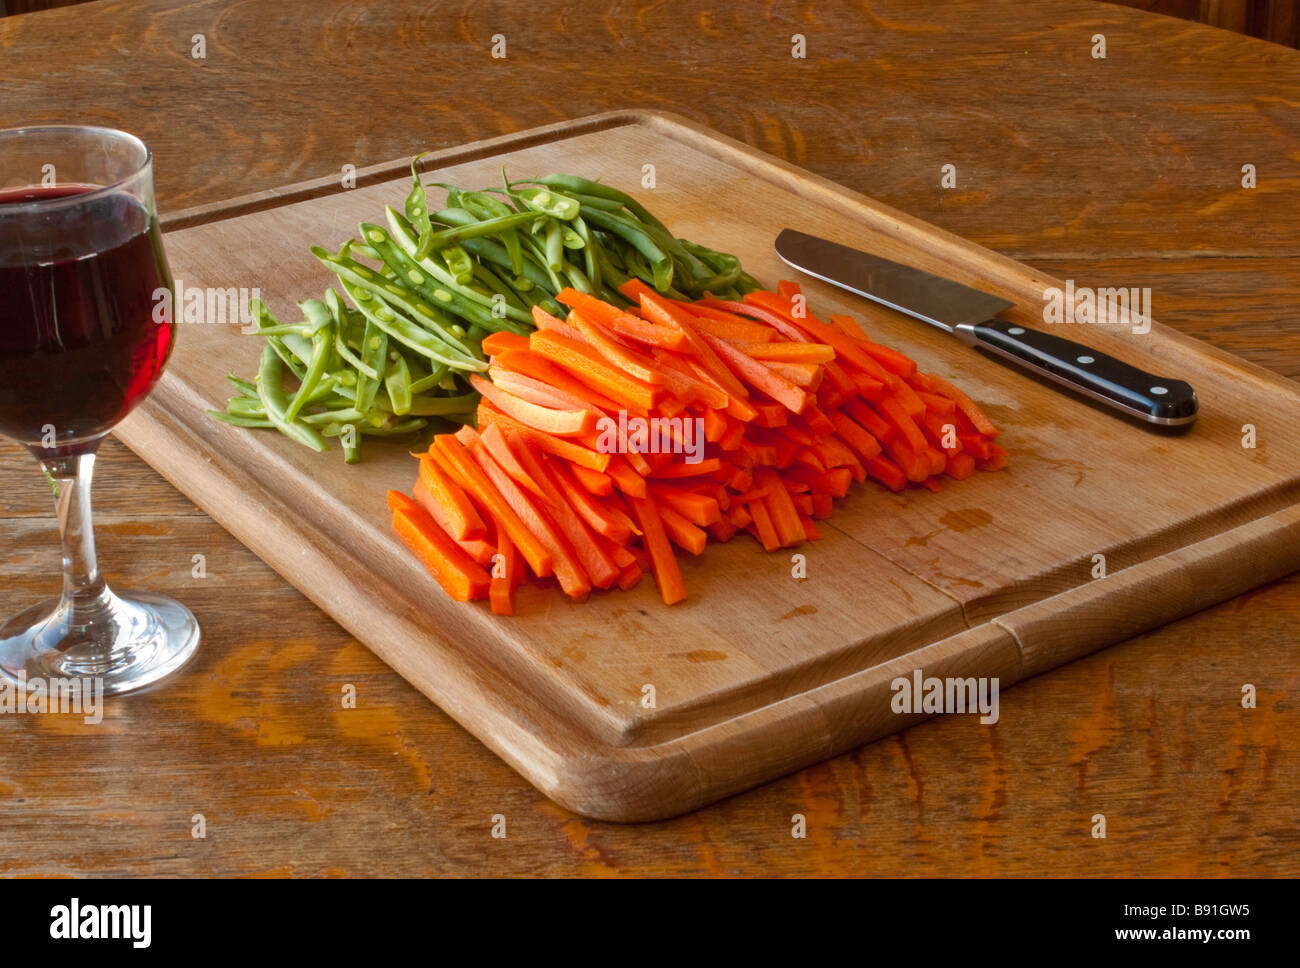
[544,219,565,273]
[314,245,474,349]
[327,291,381,380]
[208,411,275,429]
[285,300,334,421]
[385,352,413,416]
[408,363,451,396]
[422,210,540,252]
[578,206,673,291]
[363,219,531,334]
[339,276,486,372]
[227,374,259,398]
[523,174,670,233]
[406,152,438,260]
[574,217,601,292]
[354,319,388,413]
[442,244,475,285]
[382,209,534,331]
[256,345,329,452]
[323,418,428,437]
[251,300,307,381]
[513,187,581,221]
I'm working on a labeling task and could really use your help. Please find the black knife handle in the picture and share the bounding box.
[956,319,1198,426]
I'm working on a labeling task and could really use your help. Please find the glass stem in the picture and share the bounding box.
[42,450,114,623]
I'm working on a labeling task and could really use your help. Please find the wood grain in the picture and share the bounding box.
[0,0,1297,871]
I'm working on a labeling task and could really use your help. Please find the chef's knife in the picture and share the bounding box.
[774,229,1198,427]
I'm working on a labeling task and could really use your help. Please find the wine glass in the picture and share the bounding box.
[0,125,200,694]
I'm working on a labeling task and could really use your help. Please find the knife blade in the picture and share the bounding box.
[774,229,1198,427]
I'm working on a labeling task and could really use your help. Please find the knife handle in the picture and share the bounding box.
[955,319,1198,426]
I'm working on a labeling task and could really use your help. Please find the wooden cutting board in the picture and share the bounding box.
[117,110,1300,821]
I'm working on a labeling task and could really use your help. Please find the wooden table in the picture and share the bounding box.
[1,0,1296,876]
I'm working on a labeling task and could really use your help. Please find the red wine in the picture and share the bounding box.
[0,184,174,456]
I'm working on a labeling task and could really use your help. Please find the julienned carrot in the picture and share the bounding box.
[734,341,835,364]
[549,455,638,543]
[487,366,604,415]
[612,313,687,351]
[469,374,595,438]
[700,331,808,414]
[529,329,660,411]
[388,491,492,602]
[657,503,709,555]
[650,482,722,527]
[650,457,724,478]
[393,284,1005,613]
[753,465,804,548]
[925,373,1000,438]
[470,440,591,600]
[478,402,611,473]
[672,301,778,343]
[482,331,531,356]
[511,437,620,589]
[413,477,496,565]
[418,453,485,542]
[638,292,752,403]
[628,493,687,605]
[567,309,666,386]
[489,530,516,615]
[492,349,623,412]
[530,304,584,342]
[760,359,823,389]
[477,421,548,503]
[432,434,554,578]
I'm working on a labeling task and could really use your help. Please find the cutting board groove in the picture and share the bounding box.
[116,110,1300,820]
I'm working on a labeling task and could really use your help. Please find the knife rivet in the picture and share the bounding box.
[1008,327,1025,335]
[1077,355,1094,364]
[1151,386,1169,395]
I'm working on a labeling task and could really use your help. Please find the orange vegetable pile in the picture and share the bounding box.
[387,279,1007,613]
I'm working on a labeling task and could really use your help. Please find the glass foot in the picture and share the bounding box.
[0,589,199,696]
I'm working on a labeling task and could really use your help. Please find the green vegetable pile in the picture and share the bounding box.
[209,161,759,463]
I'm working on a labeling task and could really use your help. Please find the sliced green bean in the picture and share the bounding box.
[339,276,486,372]
[256,345,329,452]
[385,352,413,416]
[208,410,274,429]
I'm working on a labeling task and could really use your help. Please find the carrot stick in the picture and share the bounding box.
[754,465,804,548]
[481,331,531,356]
[926,373,1000,438]
[470,374,596,437]
[746,498,780,551]
[530,304,585,342]
[548,456,638,543]
[412,476,496,566]
[469,442,591,599]
[487,366,605,415]
[492,349,623,411]
[628,493,687,605]
[489,531,516,615]
[478,403,611,472]
[699,331,808,414]
[649,482,722,527]
[388,491,492,602]
[477,421,549,503]
[510,438,620,589]
[432,434,553,577]
[418,454,486,541]
[568,461,614,495]
[734,341,835,364]
[529,330,660,411]
[657,503,709,555]
[567,308,667,385]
